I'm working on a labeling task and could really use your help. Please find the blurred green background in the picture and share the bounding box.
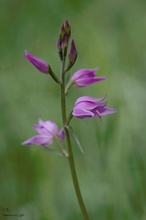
[0,0,146,219]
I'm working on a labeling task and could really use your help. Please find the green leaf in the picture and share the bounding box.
[37,145,65,157]
[66,125,84,153]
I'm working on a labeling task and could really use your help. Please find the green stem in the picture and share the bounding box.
[60,58,90,220]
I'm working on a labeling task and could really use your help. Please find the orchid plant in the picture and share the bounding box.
[22,20,116,220]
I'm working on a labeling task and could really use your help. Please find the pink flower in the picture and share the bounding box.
[72,95,116,119]
[22,119,65,147]
[71,68,106,87]
[25,51,49,74]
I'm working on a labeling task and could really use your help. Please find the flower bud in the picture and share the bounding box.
[25,50,61,84]
[68,40,77,63]
[62,34,68,58]
[57,38,63,60]
[58,20,71,59]
[64,40,77,72]
[60,23,65,40]
[25,50,49,74]
[64,20,71,38]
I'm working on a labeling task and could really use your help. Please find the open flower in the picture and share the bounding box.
[22,119,65,147]
[25,51,49,74]
[70,68,106,87]
[72,95,116,119]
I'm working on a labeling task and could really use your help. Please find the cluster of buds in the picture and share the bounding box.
[22,20,116,155]
[57,20,77,71]
[57,20,71,59]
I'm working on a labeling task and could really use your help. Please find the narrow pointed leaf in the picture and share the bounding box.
[66,125,84,153]
[38,145,65,157]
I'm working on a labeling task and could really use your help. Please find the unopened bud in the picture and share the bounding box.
[64,20,71,38]
[25,50,49,74]
[57,38,63,60]
[65,40,77,72]
[60,23,65,40]
[68,40,77,63]
[58,20,71,60]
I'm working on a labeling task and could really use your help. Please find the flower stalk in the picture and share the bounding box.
[22,19,116,220]
[60,56,90,220]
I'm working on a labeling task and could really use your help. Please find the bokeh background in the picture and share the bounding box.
[0,0,146,219]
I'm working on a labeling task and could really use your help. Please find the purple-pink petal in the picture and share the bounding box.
[43,120,60,135]
[33,125,53,136]
[72,108,95,118]
[74,77,106,87]
[71,68,98,81]
[70,67,107,88]
[22,135,53,146]
[74,101,99,110]
[97,102,108,108]
[74,95,106,106]
[99,108,117,116]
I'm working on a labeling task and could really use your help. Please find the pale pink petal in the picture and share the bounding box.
[71,68,98,81]
[43,120,59,135]
[75,95,106,106]
[22,135,53,146]
[72,107,95,118]
[74,101,99,110]
[33,125,53,136]
[74,77,106,87]
[99,108,117,116]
